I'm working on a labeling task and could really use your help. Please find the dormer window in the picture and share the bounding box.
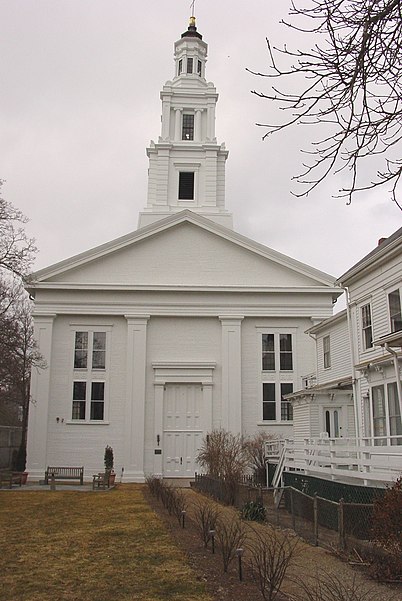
[197,60,202,76]
[178,59,183,75]
[182,114,194,140]
[186,58,193,73]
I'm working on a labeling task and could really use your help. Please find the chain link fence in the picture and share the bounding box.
[193,473,377,551]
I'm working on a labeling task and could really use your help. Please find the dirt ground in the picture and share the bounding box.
[145,487,400,601]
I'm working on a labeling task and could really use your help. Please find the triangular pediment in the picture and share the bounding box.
[32,211,338,291]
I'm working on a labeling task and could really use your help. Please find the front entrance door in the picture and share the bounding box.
[163,384,203,477]
[324,407,343,438]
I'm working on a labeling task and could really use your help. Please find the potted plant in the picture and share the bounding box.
[104,445,116,486]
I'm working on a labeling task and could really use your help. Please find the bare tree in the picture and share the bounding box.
[0,281,45,471]
[0,180,37,278]
[249,1,402,208]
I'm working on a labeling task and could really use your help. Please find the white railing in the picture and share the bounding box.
[266,436,402,487]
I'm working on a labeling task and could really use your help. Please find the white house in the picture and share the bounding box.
[26,16,341,482]
[271,228,402,489]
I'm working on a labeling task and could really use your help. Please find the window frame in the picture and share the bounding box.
[388,288,402,333]
[361,303,373,350]
[323,335,331,368]
[69,326,112,424]
[262,381,294,422]
[262,332,294,373]
[182,113,194,141]
[178,171,195,200]
[370,383,402,445]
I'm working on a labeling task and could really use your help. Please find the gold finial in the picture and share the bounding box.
[189,15,196,27]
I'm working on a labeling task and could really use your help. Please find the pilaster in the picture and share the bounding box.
[219,316,244,433]
[123,315,149,481]
[27,314,56,479]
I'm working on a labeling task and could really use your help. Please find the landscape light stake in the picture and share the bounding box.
[236,548,244,581]
[181,510,186,529]
[209,529,215,554]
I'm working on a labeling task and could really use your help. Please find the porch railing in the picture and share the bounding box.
[266,436,402,487]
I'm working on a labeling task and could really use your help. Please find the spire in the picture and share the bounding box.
[181,5,202,39]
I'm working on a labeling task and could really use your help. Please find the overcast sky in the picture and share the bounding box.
[1,0,400,302]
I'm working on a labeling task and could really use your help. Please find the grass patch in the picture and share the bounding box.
[0,484,212,601]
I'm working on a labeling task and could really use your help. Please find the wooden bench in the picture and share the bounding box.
[0,470,23,489]
[92,472,110,490]
[45,466,84,485]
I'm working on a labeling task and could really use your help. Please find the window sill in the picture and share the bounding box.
[65,420,110,425]
[257,421,293,426]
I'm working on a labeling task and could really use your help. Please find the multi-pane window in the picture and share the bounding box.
[262,333,293,371]
[280,383,293,421]
[280,334,293,370]
[372,385,387,444]
[263,382,294,421]
[261,332,294,422]
[262,383,276,420]
[361,304,373,350]
[323,335,331,368]
[182,114,194,140]
[387,383,402,444]
[178,59,183,75]
[72,329,108,422]
[186,57,193,73]
[74,331,106,369]
[262,334,275,370]
[72,381,105,421]
[388,289,402,332]
[178,171,195,200]
[197,59,202,76]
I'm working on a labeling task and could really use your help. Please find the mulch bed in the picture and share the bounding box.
[144,488,288,601]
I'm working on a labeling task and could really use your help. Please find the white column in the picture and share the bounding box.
[174,108,181,141]
[123,315,149,482]
[219,316,244,434]
[161,99,171,140]
[26,314,56,480]
[195,109,202,142]
[207,103,216,141]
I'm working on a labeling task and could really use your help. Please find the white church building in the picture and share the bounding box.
[27,17,341,482]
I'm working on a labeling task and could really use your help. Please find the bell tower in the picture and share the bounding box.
[138,15,233,229]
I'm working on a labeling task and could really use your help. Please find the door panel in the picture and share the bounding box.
[163,384,203,477]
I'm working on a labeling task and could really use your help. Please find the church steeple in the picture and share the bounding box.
[138,16,232,229]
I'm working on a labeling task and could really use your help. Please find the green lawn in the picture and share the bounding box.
[0,484,211,601]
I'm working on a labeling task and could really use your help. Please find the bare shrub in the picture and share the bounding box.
[370,476,402,581]
[216,515,247,573]
[171,488,187,525]
[248,524,300,601]
[145,474,163,499]
[196,429,249,504]
[192,498,220,547]
[292,571,381,601]
[244,431,277,484]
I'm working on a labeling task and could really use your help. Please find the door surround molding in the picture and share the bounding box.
[152,362,215,476]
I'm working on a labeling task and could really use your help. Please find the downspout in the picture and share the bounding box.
[384,343,402,418]
[343,286,361,443]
